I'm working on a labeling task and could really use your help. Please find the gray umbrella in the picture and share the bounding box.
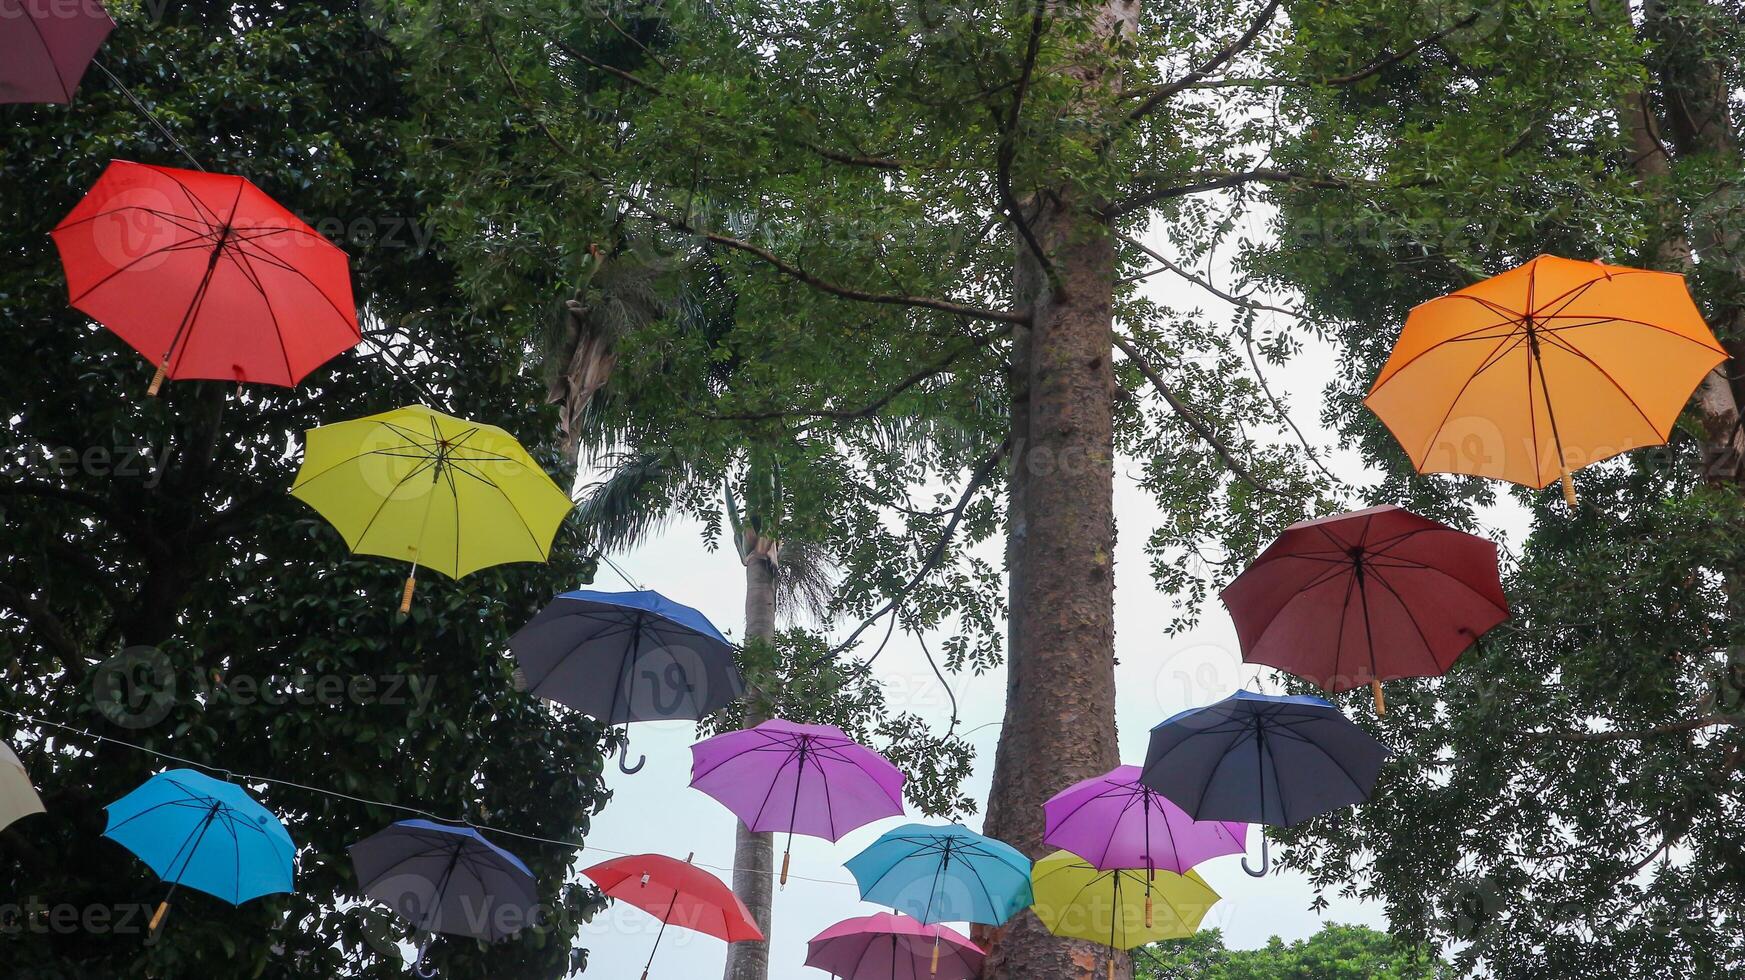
[509,589,745,773]
[350,820,538,976]
[1140,690,1390,876]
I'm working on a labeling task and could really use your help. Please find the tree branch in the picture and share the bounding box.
[995,0,1058,289]
[622,197,1027,325]
[829,441,1009,656]
[1507,715,1738,743]
[710,325,1013,422]
[1111,333,1278,494]
[1123,0,1284,125]
[1179,12,1480,92]
[1106,168,1410,219]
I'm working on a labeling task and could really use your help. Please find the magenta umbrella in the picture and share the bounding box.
[0,0,115,104]
[806,912,983,980]
[1044,765,1246,925]
[691,719,905,886]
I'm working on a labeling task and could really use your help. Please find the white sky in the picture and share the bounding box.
[560,213,1533,978]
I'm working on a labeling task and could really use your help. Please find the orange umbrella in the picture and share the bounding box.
[1366,255,1726,505]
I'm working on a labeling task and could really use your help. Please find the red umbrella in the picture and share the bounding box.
[582,852,762,979]
[1222,505,1509,713]
[50,160,359,395]
[0,0,114,104]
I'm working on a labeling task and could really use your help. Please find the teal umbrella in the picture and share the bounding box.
[845,824,1032,926]
[103,769,295,932]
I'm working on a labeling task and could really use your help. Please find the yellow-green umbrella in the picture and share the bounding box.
[290,405,574,610]
[1030,850,1219,979]
[1,739,45,831]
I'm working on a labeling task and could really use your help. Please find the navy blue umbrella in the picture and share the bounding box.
[1139,691,1389,876]
[350,820,538,977]
[509,589,745,772]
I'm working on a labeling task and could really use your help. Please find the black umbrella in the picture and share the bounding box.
[1140,691,1390,877]
[509,589,745,773]
[350,820,539,977]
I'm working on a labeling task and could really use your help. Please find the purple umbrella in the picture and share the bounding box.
[1043,765,1246,928]
[806,912,983,980]
[691,719,905,886]
[0,0,115,105]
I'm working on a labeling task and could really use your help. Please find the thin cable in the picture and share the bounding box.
[90,60,206,172]
[597,552,645,592]
[0,708,858,887]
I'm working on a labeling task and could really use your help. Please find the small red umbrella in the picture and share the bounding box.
[0,0,114,104]
[50,160,359,395]
[582,852,762,979]
[1222,505,1509,713]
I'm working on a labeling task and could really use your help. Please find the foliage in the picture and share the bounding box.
[1137,925,1447,979]
[0,2,609,976]
[1241,0,1745,975]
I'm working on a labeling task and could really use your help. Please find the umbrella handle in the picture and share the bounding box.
[413,938,438,978]
[617,740,646,775]
[146,363,167,397]
[400,574,417,614]
[1560,469,1577,508]
[1242,834,1270,877]
[1371,679,1387,715]
[148,900,169,934]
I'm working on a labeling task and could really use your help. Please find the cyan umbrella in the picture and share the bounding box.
[845,824,1032,927]
[1139,691,1389,875]
[103,769,295,931]
[350,820,538,977]
[510,589,745,773]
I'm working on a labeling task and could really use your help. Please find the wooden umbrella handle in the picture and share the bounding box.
[146,363,167,397]
[931,938,941,975]
[1560,470,1577,508]
[780,848,791,887]
[149,900,169,933]
[1145,893,1153,929]
[399,574,416,614]
[1371,679,1387,715]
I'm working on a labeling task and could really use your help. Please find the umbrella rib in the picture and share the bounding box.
[226,246,298,383]
[1407,327,1527,466]
[1534,327,1670,439]
[349,455,441,551]
[1364,567,1447,675]
[164,179,248,376]
[743,745,803,830]
[149,165,230,228]
[53,205,217,237]
[1536,312,1727,353]
[63,230,217,305]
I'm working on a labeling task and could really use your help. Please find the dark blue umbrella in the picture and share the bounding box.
[509,589,745,773]
[350,820,538,977]
[1139,691,1389,876]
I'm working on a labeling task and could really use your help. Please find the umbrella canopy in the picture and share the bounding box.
[1222,505,1509,712]
[583,853,761,980]
[349,819,538,943]
[1366,254,1727,505]
[805,912,985,980]
[103,769,294,929]
[691,718,904,884]
[0,739,45,831]
[845,824,1032,927]
[51,160,359,394]
[1042,765,1245,876]
[291,405,573,609]
[0,0,113,104]
[1030,850,1218,951]
[1141,691,1389,830]
[511,589,744,773]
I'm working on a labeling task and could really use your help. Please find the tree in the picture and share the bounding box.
[377,2,1515,976]
[1,2,608,976]
[1137,925,1446,979]
[1244,0,1745,975]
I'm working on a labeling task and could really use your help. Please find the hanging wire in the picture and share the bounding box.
[0,707,858,887]
[596,552,645,592]
[90,60,205,172]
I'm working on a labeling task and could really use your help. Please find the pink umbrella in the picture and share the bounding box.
[1043,765,1246,925]
[1,0,114,104]
[805,912,983,980]
[691,719,905,886]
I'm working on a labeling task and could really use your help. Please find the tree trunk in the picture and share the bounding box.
[723,552,777,980]
[980,194,1127,980]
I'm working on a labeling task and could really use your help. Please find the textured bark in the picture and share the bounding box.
[980,4,1136,978]
[723,554,777,980]
[980,195,1129,980]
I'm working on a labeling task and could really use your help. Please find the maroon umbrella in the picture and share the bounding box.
[1222,505,1508,713]
[0,0,115,105]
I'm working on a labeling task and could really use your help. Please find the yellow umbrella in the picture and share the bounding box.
[1366,255,1727,505]
[1030,850,1219,979]
[1,739,45,831]
[290,405,574,610]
